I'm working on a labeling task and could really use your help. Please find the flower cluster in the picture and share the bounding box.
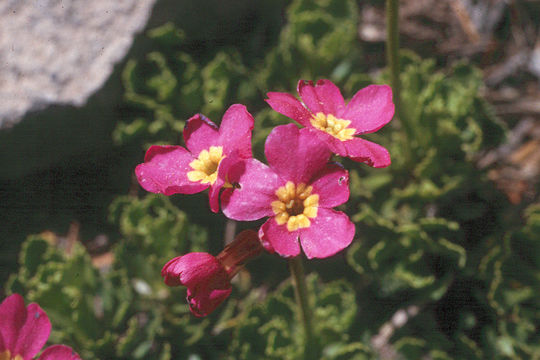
[0,294,81,360]
[136,79,394,316]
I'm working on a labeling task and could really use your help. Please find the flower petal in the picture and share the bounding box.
[221,159,282,221]
[208,184,221,214]
[161,253,227,288]
[307,128,347,157]
[258,218,301,258]
[340,84,394,134]
[298,79,345,115]
[13,303,51,360]
[135,145,208,195]
[217,104,254,159]
[265,125,330,184]
[187,287,232,318]
[0,294,27,352]
[161,256,185,287]
[343,137,391,168]
[265,92,313,127]
[310,163,350,208]
[183,114,220,156]
[38,345,81,360]
[208,150,245,213]
[299,208,355,259]
[161,253,232,317]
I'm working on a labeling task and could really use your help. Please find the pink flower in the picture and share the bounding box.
[221,124,355,259]
[135,104,254,212]
[0,294,81,360]
[266,79,394,168]
[162,253,232,317]
[162,230,263,317]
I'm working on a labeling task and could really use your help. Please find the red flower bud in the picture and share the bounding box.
[161,230,263,317]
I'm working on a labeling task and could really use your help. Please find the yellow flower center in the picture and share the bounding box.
[0,350,23,360]
[187,146,225,185]
[310,112,356,141]
[271,181,319,231]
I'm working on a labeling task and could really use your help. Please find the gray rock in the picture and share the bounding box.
[0,0,157,128]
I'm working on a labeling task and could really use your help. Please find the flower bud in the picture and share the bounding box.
[161,230,263,317]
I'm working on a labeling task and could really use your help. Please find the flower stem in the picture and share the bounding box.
[386,0,414,154]
[386,0,400,105]
[288,256,316,359]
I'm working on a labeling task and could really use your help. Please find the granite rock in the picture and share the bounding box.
[0,0,156,128]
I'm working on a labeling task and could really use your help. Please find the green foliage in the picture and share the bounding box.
[226,274,374,359]
[342,52,513,358]
[5,0,539,359]
[115,0,362,154]
[254,0,360,91]
[396,52,506,160]
[476,204,540,359]
[346,52,506,306]
[7,195,217,359]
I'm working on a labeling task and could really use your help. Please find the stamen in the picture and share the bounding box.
[310,112,356,141]
[0,351,23,360]
[187,146,225,185]
[304,194,319,207]
[272,182,319,231]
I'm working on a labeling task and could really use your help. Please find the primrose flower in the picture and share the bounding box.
[162,230,263,317]
[135,104,254,212]
[0,294,81,360]
[266,79,394,168]
[222,124,355,259]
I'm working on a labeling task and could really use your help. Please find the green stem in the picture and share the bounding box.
[288,256,316,359]
[386,0,414,155]
[386,0,400,105]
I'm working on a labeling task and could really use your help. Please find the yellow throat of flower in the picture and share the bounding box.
[0,350,23,360]
[187,146,225,185]
[271,181,319,231]
[310,112,356,141]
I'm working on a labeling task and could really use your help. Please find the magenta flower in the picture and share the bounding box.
[0,294,81,360]
[221,124,355,259]
[135,104,254,212]
[266,79,394,168]
[162,253,232,317]
[162,230,263,317]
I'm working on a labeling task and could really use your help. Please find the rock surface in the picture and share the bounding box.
[0,0,156,128]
